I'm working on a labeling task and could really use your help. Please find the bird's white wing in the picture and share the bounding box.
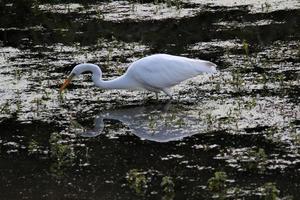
[127,54,217,89]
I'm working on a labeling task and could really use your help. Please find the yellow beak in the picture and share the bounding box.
[59,74,75,92]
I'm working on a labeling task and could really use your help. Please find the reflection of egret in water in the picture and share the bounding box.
[80,103,207,142]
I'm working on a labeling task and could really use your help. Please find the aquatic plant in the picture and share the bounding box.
[50,132,75,161]
[244,148,267,172]
[164,112,176,127]
[28,139,39,155]
[261,2,272,12]
[175,117,185,128]
[49,132,75,177]
[252,148,267,162]
[275,73,285,87]
[161,176,175,200]
[41,88,50,100]
[262,182,279,200]
[165,0,182,9]
[31,97,43,116]
[153,0,183,9]
[242,40,249,57]
[215,82,221,91]
[265,127,278,137]
[95,5,104,19]
[205,113,215,128]
[116,66,125,76]
[0,100,10,114]
[127,169,147,195]
[148,115,157,131]
[231,70,244,91]
[208,171,228,192]
[255,72,268,88]
[244,97,257,110]
[14,68,21,80]
[15,90,22,114]
[58,90,66,103]
[161,176,175,193]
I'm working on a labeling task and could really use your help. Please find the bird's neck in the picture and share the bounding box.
[92,73,138,90]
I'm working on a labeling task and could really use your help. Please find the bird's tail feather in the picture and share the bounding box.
[194,60,217,74]
[204,61,217,74]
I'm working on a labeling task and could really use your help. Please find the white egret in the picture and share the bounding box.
[60,54,217,98]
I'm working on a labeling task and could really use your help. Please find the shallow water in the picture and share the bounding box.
[0,0,299,199]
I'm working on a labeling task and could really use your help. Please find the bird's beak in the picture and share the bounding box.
[59,73,75,92]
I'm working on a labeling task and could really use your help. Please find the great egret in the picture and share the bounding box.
[60,54,217,98]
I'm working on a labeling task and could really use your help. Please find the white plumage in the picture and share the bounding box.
[60,54,217,98]
[129,54,216,90]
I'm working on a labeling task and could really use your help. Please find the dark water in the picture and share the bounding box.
[0,0,299,199]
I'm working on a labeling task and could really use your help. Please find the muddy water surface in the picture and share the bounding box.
[0,0,299,199]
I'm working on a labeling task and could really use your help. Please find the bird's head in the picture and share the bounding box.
[59,63,101,92]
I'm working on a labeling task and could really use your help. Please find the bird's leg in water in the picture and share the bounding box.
[161,100,172,111]
[162,88,173,99]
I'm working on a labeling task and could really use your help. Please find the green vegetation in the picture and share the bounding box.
[161,176,175,200]
[161,176,175,193]
[15,90,22,114]
[245,148,267,172]
[242,40,249,57]
[32,97,43,116]
[208,171,227,192]
[49,132,75,177]
[127,169,148,195]
[261,2,272,12]
[262,182,279,200]
[28,139,39,155]
[251,148,267,162]
[14,68,22,80]
[231,70,244,91]
[0,100,10,115]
